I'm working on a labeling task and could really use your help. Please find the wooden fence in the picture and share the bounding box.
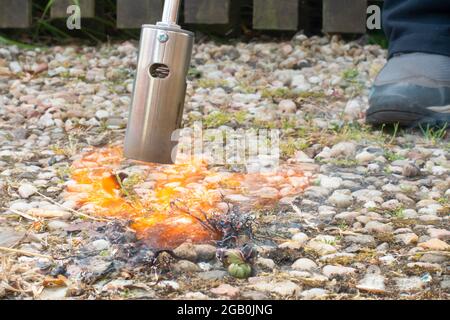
[0,0,378,34]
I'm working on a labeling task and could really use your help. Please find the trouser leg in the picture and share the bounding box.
[383,0,450,58]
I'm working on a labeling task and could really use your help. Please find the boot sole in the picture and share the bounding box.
[366,110,450,127]
[367,85,450,127]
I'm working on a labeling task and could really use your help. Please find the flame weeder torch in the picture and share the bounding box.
[124,0,194,164]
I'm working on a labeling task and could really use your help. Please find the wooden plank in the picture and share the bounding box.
[117,0,163,29]
[323,0,367,33]
[0,0,32,28]
[184,0,230,25]
[51,0,95,19]
[253,0,298,31]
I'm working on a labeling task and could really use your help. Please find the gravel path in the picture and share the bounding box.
[0,35,448,300]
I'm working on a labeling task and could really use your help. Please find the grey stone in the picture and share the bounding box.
[173,260,201,273]
[92,239,110,251]
[47,220,69,231]
[395,277,425,292]
[344,234,376,246]
[0,227,25,247]
[174,242,198,262]
[328,189,353,208]
[194,244,217,261]
[198,270,228,280]
[364,221,393,234]
[18,183,37,198]
[356,274,386,293]
[300,288,329,299]
[322,265,356,278]
[291,258,317,271]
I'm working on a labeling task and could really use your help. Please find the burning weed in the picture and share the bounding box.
[173,199,258,279]
[66,147,311,249]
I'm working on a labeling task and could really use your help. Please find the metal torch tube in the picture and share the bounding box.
[161,0,181,25]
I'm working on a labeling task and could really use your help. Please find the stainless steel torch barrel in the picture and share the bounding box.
[124,0,194,164]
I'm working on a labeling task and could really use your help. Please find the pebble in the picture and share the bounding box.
[47,220,69,231]
[329,142,356,158]
[198,270,228,281]
[18,183,37,198]
[183,292,209,300]
[319,252,355,263]
[210,284,240,298]
[0,227,25,247]
[291,74,311,91]
[394,233,418,245]
[315,147,332,159]
[157,281,180,290]
[173,260,200,273]
[344,99,365,120]
[300,288,329,299]
[345,234,376,247]
[278,99,297,113]
[253,187,279,199]
[173,242,198,262]
[197,262,212,271]
[194,244,217,261]
[352,189,383,203]
[328,189,353,208]
[419,253,447,263]
[403,209,418,219]
[9,201,33,212]
[364,221,393,234]
[291,232,308,245]
[335,211,360,222]
[440,278,450,290]
[381,199,401,211]
[367,163,380,172]
[307,239,337,256]
[39,287,68,300]
[249,280,301,297]
[304,186,330,199]
[95,110,109,119]
[319,175,343,189]
[355,151,376,164]
[394,277,425,292]
[427,228,450,241]
[91,239,110,251]
[279,241,303,250]
[402,163,421,177]
[379,255,396,265]
[9,61,22,73]
[291,258,317,271]
[256,257,276,270]
[406,262,442,272]
[356,274,386,293]
[322,265,356,278]
[292,151,314,163]
[418,238,450,251]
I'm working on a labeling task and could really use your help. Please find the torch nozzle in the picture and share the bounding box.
[161,0,181,26]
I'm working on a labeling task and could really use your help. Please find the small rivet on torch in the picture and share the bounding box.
[158,33,169,43]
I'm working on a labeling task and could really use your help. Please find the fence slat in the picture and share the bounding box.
[0,0,32,28]
[184,0,230,24]
[117,0,163,29]
[50,0,95,19]
[253,0,298,31]
[323,0,367,33]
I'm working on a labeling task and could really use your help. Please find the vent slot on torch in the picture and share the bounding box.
[149,63,170,78]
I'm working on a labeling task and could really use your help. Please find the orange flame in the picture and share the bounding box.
[65,147,311,248]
